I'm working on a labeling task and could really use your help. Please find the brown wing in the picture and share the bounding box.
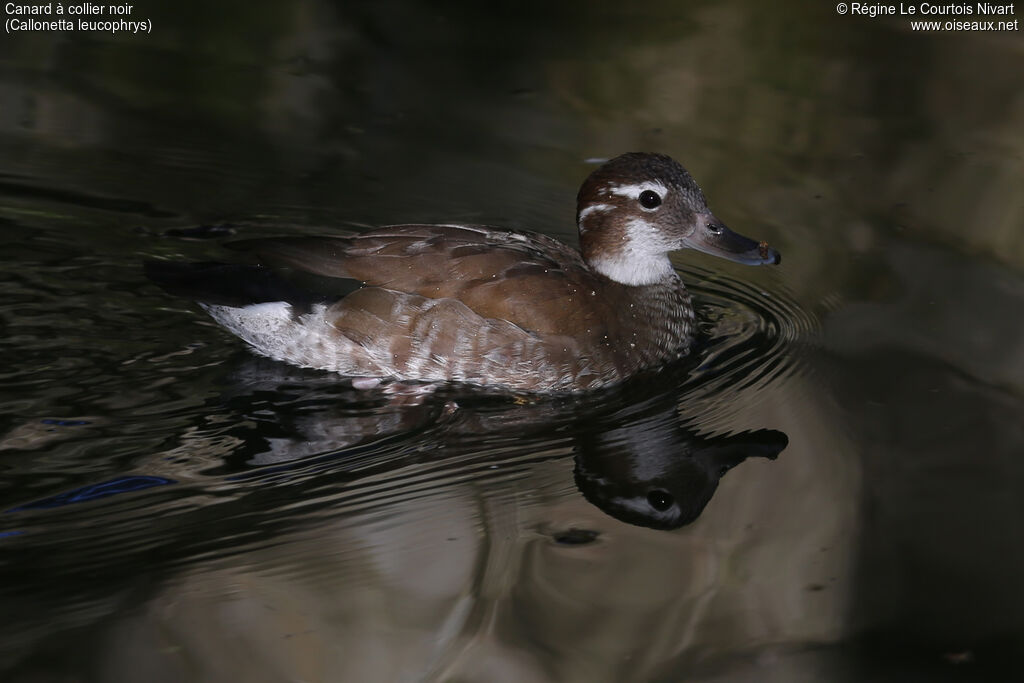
[231,225,614,341]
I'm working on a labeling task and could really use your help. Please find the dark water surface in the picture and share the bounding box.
[2,2,1023,681]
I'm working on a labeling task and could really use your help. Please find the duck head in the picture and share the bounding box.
[574,407,789,530]
[576,153,781,286]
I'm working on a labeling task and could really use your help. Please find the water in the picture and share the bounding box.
[2,1,1023,680]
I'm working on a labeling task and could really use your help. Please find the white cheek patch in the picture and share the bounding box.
[625,216,672,247]
[590,217,676,286]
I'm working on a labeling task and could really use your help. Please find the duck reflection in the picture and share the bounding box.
[197,357,789,530]
[572,396,787,529]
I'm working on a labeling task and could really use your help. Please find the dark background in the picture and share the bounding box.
[1,1,1023,681]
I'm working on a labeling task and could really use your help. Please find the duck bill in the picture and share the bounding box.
[683,215,781,266]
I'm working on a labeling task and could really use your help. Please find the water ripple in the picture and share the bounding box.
[0,253,815,586]
[675,263,820,420]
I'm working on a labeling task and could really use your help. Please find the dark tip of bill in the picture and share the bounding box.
[757,240,781,265]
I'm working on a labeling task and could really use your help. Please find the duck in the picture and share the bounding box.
[146,153,780,393]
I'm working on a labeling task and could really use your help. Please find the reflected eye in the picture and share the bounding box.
[707,221,724,235]
[646,490,674,511]
[638,190,662,209]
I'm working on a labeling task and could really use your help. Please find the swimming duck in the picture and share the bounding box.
[147,153,780,393]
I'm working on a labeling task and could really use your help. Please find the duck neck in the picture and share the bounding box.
[587,251,676,286]
[579,214,679,286]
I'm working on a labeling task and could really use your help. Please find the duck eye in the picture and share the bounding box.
[638,190,662,209]
[646,490,674,511]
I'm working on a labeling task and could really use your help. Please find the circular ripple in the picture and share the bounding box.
[673,264,820,420]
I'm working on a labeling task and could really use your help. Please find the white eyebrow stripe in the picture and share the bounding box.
[577,203,614,222]
[606,180,669,199]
